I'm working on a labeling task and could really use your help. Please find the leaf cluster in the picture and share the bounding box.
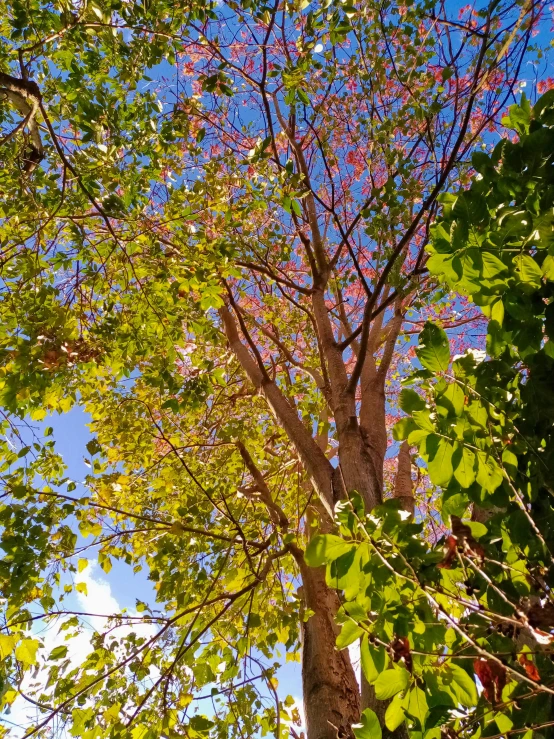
[309,92,554,739]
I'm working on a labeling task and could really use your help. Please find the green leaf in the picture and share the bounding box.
[374,668,410,700]
[542,254,554,281]
[291,199,302,216]
[189,716,215,732]
[336,620,364,649]
[422,435,454,487]
[403,686,428,728]
[408,428,432,445]
[385,693,405,731]
[86,438,102,456]
[490,298,505,326]
[361,635,387,683]
[447,664,478,707]
[514,254,542,289]
[304,535,356,567]
[481,252,508,281]
[417,322,450,373]
[353,709,382,739]
[393,417,417,441]
[476,451,503,492]
[399,389,426,413]
[437,383,465,417]
[495,713,513,733]
[412,409,436,433]
[49,645,68,660]
[465,520,487,538]
[442,491,470,519]
[452,445,476,488]
[486,318,506,357]
[472,151,492,173]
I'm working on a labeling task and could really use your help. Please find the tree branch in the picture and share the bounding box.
[219,304,337,515]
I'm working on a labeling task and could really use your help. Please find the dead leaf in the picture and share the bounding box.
[473,658,506,704]
[437,535,458,569]
[389,635,412,672]
[518,653,540,681]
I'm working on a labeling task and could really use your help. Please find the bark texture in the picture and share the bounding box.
[394,441,415,517]
[295,553,361,739]
[0,71,44,172]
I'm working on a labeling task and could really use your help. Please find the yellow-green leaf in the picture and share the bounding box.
[353,708,382,739]
[15,638,40,666]
[77,558,88,573]
[453,445,476,488]
[336,620,364,650]
[422,435,454,487]
[374,668,410,700]
[0,634,17,660]
[385,693,405,731]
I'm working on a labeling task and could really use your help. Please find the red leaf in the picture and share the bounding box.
[518,653,540,681]
[473,658,506,704]
[390,635,412,672]
[437,535,457,569]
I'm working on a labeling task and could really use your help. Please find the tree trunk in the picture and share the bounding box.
[221,291,409,739]
[359,432,412,739]
[294,551,360,739]
[336,418,381,513]
[359,376,388,494]
[394,442,415,517]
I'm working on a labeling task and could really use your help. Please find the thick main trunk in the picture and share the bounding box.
[336,419,381,513]
[357,362,411,738]
[359,379,388,494]
[359,438,412,739]
[296,555,360,739]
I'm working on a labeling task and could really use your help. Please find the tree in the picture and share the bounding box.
[314,89,554,738]
[0,1,549,738]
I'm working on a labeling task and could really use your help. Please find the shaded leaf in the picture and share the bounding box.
[417,322,450,373]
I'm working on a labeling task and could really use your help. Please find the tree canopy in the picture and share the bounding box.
[0,1,552,738]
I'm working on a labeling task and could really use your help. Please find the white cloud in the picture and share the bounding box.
[3,562,157,736]
[75,561,125,624]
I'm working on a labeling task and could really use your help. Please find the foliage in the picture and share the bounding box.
[0,0,551,738]
[311,91,554,738]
